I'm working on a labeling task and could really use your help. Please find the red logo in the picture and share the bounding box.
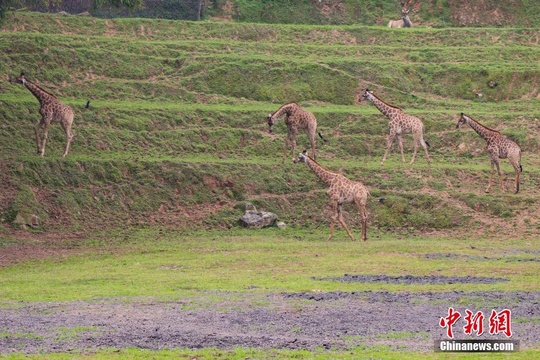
[439,307,461,339]
[489,309,512,337]
[463,310,484,336]
[440,308,512,339]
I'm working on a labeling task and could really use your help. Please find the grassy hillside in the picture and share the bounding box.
[1,12,540,240]
[212,0,540,27]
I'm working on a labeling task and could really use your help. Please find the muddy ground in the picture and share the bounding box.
[1,275,539,355]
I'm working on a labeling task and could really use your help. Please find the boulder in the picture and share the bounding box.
[13,212,40,230]
[239,203,278,229]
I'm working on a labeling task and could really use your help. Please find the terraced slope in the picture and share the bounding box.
[1,13,539,237]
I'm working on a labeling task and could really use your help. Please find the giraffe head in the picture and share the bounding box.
[359,88,374,102]
[266,113,275,133]
[9,72,26,85]
[293,150,309,164]
[456,113,468,129]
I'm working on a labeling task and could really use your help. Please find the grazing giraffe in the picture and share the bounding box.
[359,89,430,166]
[9,72,74,157]
[387,2,413,28]
[456,113,522,194]
[266,102,325,162]
[293,150,369,241]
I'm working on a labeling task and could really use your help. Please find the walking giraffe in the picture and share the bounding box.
[359,89,430,166]
[266,102,325,162]
[293,150,369,241]
[9,72,74,157]
[456,113,522,194]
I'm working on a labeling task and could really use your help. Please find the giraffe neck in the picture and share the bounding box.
[23,80,57,106]
[368,94,401,120]
[271,103,297,119]
[464,116,499,141]
[304,156,337,185]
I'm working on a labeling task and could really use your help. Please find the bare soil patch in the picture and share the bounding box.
[1,290,539,354]
[315,273,509,285]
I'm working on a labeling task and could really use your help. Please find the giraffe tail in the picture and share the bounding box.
[425,140,431,148]
[520,164,523,173]
[318,131,328,143]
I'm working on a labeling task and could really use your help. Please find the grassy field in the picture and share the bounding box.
[1,228,539,303]
[1,11,540,358]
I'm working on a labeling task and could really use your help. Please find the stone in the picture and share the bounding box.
[13,212,40,230]
[239,203,278,229]
[277,221,286,229]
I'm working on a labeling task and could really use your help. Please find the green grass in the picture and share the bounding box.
[1,229,538,303]
[12,347,540,360]
[3,346,539,360]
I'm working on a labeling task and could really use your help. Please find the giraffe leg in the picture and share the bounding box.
[486,159,495,193]
[40,124,50,157]
[62,122,74,157]
[34,122,43,155]
[509,155,521,194]
[282,133,293,164]
[327,202,338,241]
[397,134,410,164]
[291,137,297,162]
[411,133,429,165]
[337,203,355,241]
[310,134,316,160]
[355,198,368,241]
[495,160,505,192]
[381,133,396,166]
[420,137,431,165]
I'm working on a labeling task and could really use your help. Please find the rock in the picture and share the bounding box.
[239,203,278,228]
[13,212,40,230]
[277,221,286,229]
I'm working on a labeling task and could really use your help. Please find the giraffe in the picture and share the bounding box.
[387,2,413,28]
[9,72,74,157]
[266,102,325,162]
[359,89,430,166]
[293,150,369,241]
[456,113,522,194]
